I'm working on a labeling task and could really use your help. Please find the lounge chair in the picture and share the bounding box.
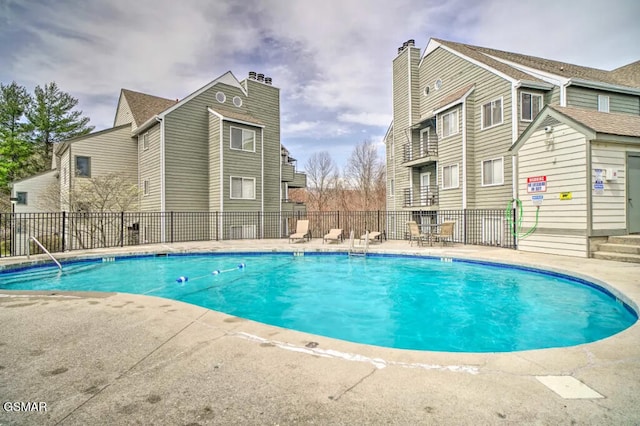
[323,228,344,244]
[289,219,311,243]
[407,221,428,246]
[430,221,455,246]
[360,231,383,244]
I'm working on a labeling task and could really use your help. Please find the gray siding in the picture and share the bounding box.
[208,114,221,211]
[139,123,161,211]
[567,87,640,114]
[437,106,463,209]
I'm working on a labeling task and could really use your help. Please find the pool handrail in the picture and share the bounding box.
[28,236,62,270]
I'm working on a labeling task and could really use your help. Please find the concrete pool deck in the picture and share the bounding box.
[1,239,639,425]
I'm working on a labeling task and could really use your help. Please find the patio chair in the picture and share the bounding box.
[360,231,383,244]
[323,228,344,244]
[407,221,428,246]
[430,221,455,246]
[289,219,311,243]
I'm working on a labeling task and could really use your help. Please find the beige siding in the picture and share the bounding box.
[591,142,627,230]
[139,123,161,211]
[12,170,59,213]
[567,87,640,114]
[114,94,134,128]
[546,86,560,107]
[517,124,588,257]
[244,79,281,212]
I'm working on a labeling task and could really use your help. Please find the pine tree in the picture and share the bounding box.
[0,81,33,192]
[26,82,94,169]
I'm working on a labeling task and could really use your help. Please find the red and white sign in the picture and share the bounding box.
[527,176,547,193]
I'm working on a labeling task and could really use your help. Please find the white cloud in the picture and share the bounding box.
[338,112,392,127]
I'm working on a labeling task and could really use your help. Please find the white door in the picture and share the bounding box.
[420,172,431,206]
[420,128,430,157]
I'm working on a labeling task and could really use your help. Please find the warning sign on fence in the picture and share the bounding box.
[527,176,547,193]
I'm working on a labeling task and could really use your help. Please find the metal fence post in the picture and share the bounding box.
[61,211,66,252]
[170,211,174,243]
[512,207,518,249]
[120,211,125,247]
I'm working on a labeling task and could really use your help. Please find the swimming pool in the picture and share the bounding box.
[1,252,636,352]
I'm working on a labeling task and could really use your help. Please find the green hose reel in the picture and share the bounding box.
[505,198,540,239]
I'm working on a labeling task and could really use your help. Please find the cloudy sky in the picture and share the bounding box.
[1,0,638,171]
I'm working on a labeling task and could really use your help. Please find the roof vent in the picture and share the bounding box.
[257,73,265,82]
[398,47,403,54]
[402,41,408,48]
[265,77,272,85]
[407,39,415,47]
[249,71,257,80]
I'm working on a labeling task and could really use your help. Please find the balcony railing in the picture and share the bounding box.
[402,141,438,164]
[403,187,439,208]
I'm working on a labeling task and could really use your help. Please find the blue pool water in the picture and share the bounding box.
[0,253,636,352]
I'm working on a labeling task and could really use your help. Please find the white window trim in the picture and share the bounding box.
[143,179,150,196]
[441,164,459,190]
[480,97,504,130]
[441,110,459,139]
[480,157,504,187]
[598,95,610,113]
[142,132,149,151]
[229,176,256,200]
[520,92,543,122]
[230,126,256,152]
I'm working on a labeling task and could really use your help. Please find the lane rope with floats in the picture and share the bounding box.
[176,263,246,283]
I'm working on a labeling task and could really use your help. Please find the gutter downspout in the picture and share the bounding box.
[461,99,467,209]
[407,48,413,209]
[261,129,264,238]
[586,139,593,257]
[219,117,224,240]
[157,116,166,242]
[511,83,518,201]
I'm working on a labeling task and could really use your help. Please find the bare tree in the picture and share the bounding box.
[303,151,338,211]
[38,173,139,249]
[344,140,386,211]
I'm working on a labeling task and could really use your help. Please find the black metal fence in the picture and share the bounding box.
[0,209,516,257]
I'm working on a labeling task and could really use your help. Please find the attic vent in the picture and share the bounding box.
[215,91,226,103]
[233,96,242,107]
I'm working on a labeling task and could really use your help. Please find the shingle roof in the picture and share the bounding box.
[433,39,639,89]
[434,83,475,111]
[121,89,178,127]
[551,106,640,138]
[208,106,263,126]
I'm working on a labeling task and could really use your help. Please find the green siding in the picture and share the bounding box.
[222,121,262,211]
[139,124,161,211]
[208,114,221,211]
[567,87,640,114]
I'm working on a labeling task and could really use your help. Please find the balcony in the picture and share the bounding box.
[403,187,439,208]
[282,163,307,188]
[402,141,438,167]
[281,199,307,214]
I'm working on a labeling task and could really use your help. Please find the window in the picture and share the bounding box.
[16,192,27,205]
[215,91,226,103]
[481,158,504,186]
[481,98,503,129]
[141,132,149,150]
[143,179,149,196]
[441,110,459,138]
[598,95,610,113]
[442,164,459,189]
[230,127,255,152]
[75,156,91,177]
[233,96,243,107]
[230,177,255,199]
[521,92,543,121]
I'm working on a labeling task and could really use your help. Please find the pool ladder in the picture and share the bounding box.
[348,230,369,257]
[28,236,62,270]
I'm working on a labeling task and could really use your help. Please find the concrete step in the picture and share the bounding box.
[597,243,640,255]
[608,235,640,246]
[593,251,640,264]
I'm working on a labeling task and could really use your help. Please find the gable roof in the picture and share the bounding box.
[433,83,475,113]
[550,105,640,138]
[512,105,640,152]
[120,89,177,127]
[208,106,264,127]
[430,38,640,90]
